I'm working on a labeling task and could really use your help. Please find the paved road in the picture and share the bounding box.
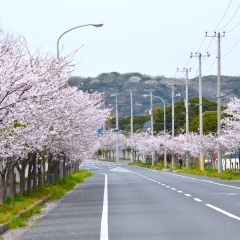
[20,159,240,240]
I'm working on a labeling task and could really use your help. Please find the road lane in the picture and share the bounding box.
[103,163,240,240]
[19,159,240,240]
[19,173,105,240]
[123,166,240,220]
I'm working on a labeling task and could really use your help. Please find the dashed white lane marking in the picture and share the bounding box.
[100,173,108,240]
[162,172,240,190]
[206,204,240,221]
[194,198,202,202]
[109,167,131,173]
[85,161,240,222]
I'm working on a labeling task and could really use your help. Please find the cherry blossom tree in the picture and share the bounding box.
[0,35,110,203]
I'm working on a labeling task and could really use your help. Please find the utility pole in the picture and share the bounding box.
[190,52,210,171]
[103,95,106,132]
[112,93,120,162]
[177,68,191,168]
[206,31,225,173]
[167,80,176,168]
[144,89,154,165]
[127,89,137,162]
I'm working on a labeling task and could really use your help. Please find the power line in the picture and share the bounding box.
[190,58,198,69]
[219,3,240,31]
[196,36,206,53]
[183,58,191,68]
[171,69,178,78]
[209,0,232,33]
[226,20,240,33]
[222,36,240,57]
[202,37,214,54]
[182,36,205,70]
[202,58,217,76]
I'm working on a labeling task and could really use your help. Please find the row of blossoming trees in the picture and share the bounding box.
[98,98,240,169]
[2,38,239,204]
[0,37,110,204]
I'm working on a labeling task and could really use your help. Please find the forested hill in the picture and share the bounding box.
[68,72,240,116]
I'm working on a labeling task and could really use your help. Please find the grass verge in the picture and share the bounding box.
[129,161,240,180]
[177,168,240,180]
[129,161,164,170]
[0,170,92,229]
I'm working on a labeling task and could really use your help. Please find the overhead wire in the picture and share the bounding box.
[183,58,191,69]
[202,58,217,76]
[210,76,240,99]
[226,20,240,33]
[188,36,206,71]
[171,69,178,78]
[202,37,214,54]
[201,55,210,65]
[219,3,240,31]
[177,1,235,80]
[190,58,198,69]
[182,36,205,72]
[208,0,232,33]
[196,36,206,53]
[222,36,240,57]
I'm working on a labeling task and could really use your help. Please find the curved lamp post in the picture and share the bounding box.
[152,96,166,168]
[143,94,166,167]
[57,23,103,59]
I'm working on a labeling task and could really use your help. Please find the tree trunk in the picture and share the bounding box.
[48,155,53,184]
[32,154,37,191]
[16,154,36,194]
[38,157,43,188]
[19,169,26,194]
[53,160,59,180]
[63,156,66,177]
[27,161,33,194]
[0,173,6,204]
[42,157,46,184]
[8,163,16,198]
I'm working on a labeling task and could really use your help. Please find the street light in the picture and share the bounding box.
[151,95,166,168]
[57,23,103,59]
[143,90,154,165]
[111,92,120,162]
[143,93,166,166]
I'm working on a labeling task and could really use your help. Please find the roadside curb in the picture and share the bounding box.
[0,195,51,235]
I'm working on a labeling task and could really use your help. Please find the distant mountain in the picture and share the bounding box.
[68,72,240,116]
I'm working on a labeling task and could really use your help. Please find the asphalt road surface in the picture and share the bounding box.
[19,159,240,240]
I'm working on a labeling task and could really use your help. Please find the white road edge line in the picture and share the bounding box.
[100,173,108,240]
[205,204,240,221]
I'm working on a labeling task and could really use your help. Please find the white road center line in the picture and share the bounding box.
[100,173,108,240]
[184,194,192,197]
[194,198,202,202]
[178,191,183,193]
[206,204,240,221]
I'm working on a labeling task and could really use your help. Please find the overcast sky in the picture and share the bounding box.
[0,0,239,79]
